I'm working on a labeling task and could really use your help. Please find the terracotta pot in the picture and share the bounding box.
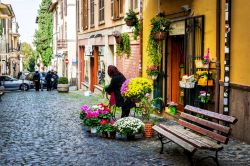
[57,84,69,92]
[115,36,123,44]
[144,122,154,138]
[152,32,166,41]
[125,19,136,26]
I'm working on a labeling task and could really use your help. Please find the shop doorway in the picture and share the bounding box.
[170,35,185,111]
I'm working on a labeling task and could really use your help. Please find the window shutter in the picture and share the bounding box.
[111,0,114,19]
[82,0,88,30]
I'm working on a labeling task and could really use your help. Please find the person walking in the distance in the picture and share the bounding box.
[45,71,52,91]
[33,71,40,91]
[105,65,135,117]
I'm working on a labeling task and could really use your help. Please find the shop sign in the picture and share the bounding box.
[169,21,185,36]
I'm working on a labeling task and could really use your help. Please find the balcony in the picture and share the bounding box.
[57,39,67,49]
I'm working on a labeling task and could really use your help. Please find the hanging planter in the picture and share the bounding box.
[152,32,166,41]
[115,36,123,44]
[125,19,137,26]
[124,9,138,27]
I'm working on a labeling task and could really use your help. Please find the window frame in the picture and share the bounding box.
[111,0,123,20]
[99,0,105,24]
[90,0,95,27]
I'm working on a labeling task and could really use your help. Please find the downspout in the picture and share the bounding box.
[139,0,143,76]
[76,0,79,89]
[223,0,231,115]
[215,0,221,113]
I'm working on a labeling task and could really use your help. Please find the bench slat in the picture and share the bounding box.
[184,105,237,124]
[180,112,231,134]
[153,125,196,153]
[159,124,223,150]
[179,119,229,144]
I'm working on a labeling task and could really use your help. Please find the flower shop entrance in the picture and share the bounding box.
[163,16,204,112]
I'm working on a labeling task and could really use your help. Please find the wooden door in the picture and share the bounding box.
[90,47,98,92]
[79,47,84,89]
[171,36,184,111]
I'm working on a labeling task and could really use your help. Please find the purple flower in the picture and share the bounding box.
[121,79,130,94]
[81,105,91,112]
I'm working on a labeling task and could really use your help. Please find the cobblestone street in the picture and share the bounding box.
[0,90,249,166]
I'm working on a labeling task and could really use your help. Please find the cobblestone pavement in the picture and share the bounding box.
[0,90,249,166]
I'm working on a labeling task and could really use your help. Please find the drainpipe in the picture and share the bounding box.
[223,0,231,115]
[215,0,221,113]
[76,0,79,89]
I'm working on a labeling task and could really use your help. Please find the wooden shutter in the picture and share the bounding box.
[82,0,88,30]
[111,0,114,19]
[90,0,94,26]
[99,0,104,22]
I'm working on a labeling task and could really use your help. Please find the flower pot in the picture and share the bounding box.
[101,132,109,138]
[109,131,116,139]
[57,84,69,92]
[115,36,123,44]
[126,134,135,141]
[90,127,97,134]
[151,75,158,80]
[144,122,154,138]
[152,32,166,41]
[125,19,136,26]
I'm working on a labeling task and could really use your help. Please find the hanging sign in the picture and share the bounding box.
[169,21,185,36]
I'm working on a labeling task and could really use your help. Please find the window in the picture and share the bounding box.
[61,0,63,19]
[99,0,104,23]
[90,0,95,26]
[130,0,138,10]
[64,0,67,16]
[111,0,123,20]
[81,0,88,30]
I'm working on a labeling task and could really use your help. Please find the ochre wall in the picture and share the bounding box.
[142,0,217,77]
[220,0,250,85]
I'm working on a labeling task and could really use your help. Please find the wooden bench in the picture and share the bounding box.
[153,105,237,166]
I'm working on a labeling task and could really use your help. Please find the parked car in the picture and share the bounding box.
[25,72,47,88]
[0,75,32,91]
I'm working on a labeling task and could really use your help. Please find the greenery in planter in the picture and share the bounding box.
[133,20,142,40]
[124,9,141,40]
[116,32,131,58]
[58,77,68,84]
[147,13,171,66]
[124,9,138,24]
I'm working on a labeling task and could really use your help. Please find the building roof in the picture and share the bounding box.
[0,3,14,19]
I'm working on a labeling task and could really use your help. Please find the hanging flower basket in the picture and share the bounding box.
[152,32,166,41]
[125,19,137,26]
[115,36,123,44]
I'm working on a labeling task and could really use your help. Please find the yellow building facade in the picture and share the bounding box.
[143,0,250,143]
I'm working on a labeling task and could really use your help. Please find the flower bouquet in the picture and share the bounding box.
[114,117,144,140]
[198,91,210,103]
[146,65,160,79]
[121,77,153,101]
[179,75,195,88]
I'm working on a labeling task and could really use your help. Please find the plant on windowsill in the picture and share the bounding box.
[57,77,69,92]
[147,13,171,66]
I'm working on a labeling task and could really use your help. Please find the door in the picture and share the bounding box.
[170,36,185,111]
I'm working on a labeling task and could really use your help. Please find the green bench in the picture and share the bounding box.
[153,105,237,166]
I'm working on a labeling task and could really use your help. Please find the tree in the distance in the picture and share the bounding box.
[34,0,52,67]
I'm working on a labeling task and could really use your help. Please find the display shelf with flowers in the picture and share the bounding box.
[114,117,144,140]
[146,65,160,80]
[196,70,214,86]
[121,77,153,102]
[195,48,211,69]
[179,75,195,88]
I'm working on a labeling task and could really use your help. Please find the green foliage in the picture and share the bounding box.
[84,118,100,127]
[20,42,35,71]
[0,22,3,36]
[124,9,138,22]
[150,14,171,33]
[58,77,69,84]
[147,37,162,65]
[133,20,142,40]
[97,123,116,133]
[34,0,53,67]
[116,33,131,58]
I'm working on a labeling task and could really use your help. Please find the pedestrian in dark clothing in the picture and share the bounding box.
[17,71,22,79]
[33,71,40,91]
[105,65,135,118]
[45,71,52,91]
[52,71,59,90]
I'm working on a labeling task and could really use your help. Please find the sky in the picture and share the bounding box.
[2,0,41,46]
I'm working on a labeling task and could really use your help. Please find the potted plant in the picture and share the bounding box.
[167,101,178,115]
[97,120,116,139]
[124,9,138,26]
[120,77,153,102]
[114,117,144,140]
[112,31,122,44]
[146,65,160,80]
[150,13,171,41]
[198,91,210,103]
[138,94,162,138]
[57,77,69,92]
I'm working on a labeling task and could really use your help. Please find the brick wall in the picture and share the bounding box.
[116,44,141,79]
